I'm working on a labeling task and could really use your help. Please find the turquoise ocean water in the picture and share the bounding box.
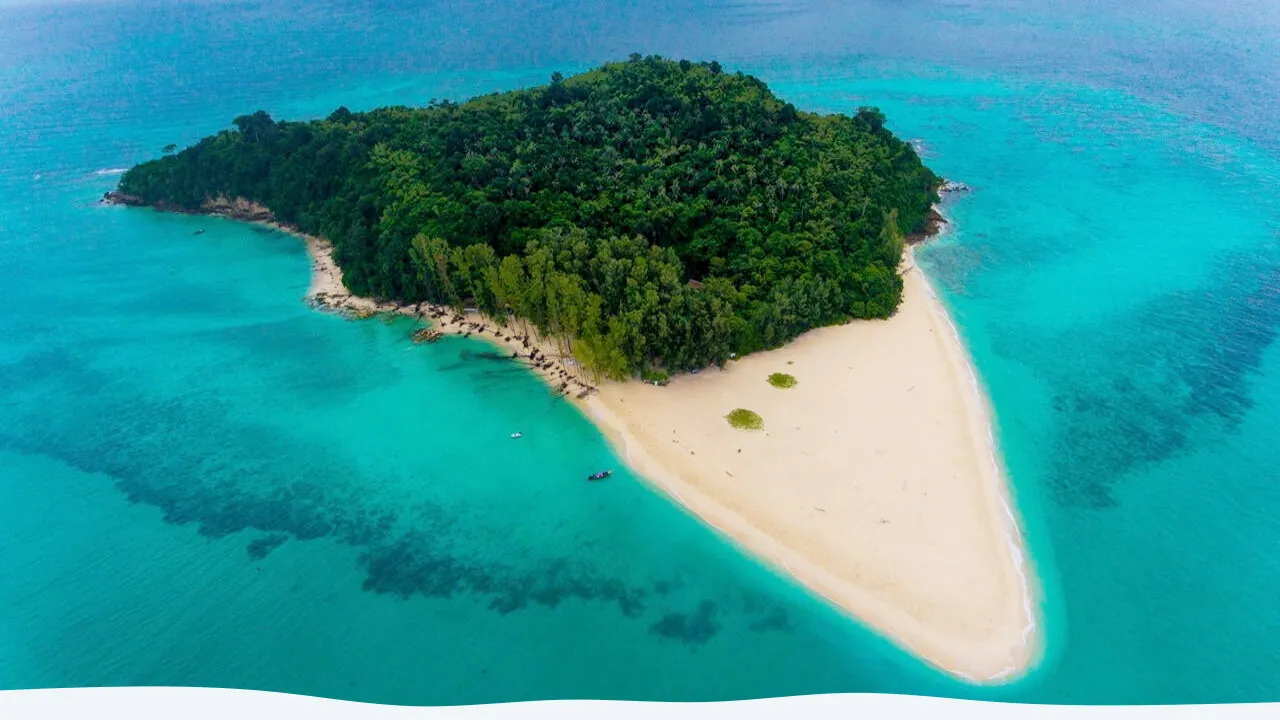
[2,0,1278,705]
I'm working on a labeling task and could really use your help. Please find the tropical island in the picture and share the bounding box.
[111,55,938,380]
[106,56,1038,681]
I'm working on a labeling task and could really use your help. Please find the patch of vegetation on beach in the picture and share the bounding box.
[767,372,797,389]
[726,408,763,430]
[641,367,671,385]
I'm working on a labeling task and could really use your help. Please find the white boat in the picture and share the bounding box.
[510,432,523,439]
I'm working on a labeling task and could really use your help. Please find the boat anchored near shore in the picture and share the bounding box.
[586,470,613,482]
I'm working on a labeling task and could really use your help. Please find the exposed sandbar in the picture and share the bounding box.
[302,227,1039,681]
[578,248,1039,680]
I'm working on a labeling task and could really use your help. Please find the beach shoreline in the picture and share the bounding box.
[303,224,1040,682]
[302,232,603,399]
[107,193,1041,682]
[576,245,1041,683]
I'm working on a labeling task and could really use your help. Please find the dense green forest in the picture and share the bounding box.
[118,55,939,380]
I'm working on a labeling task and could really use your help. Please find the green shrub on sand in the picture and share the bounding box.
[726,408,764,430]
[767,372,797,389]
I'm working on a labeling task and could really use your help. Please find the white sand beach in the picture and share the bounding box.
[302,231,1039,681]
[581,250,1039,681]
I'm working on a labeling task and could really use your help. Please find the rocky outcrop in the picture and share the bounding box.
[201,196,275,222]
[904,178,969,245]
[101,190,145,206]
[101,191,276,224]
[906,206,949,246]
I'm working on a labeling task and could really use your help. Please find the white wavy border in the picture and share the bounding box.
[0,687,1268,717]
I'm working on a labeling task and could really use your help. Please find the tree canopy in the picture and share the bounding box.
[119,56,939,380]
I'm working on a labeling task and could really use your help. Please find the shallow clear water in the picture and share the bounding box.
[2,0,1278,705]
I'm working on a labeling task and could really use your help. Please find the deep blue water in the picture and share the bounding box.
[2,0,1278,705]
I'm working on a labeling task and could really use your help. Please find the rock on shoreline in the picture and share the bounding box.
[101,191,276,223]
[904,178,970,245]
[101,190,145,206]
[906,206,949,246]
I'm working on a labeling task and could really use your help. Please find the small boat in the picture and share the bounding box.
[587,470,613,481]
[510,432,523,439]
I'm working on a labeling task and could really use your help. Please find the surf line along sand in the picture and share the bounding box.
[301,223,1041,682]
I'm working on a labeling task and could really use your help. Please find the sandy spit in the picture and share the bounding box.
[301,229,1040,682]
